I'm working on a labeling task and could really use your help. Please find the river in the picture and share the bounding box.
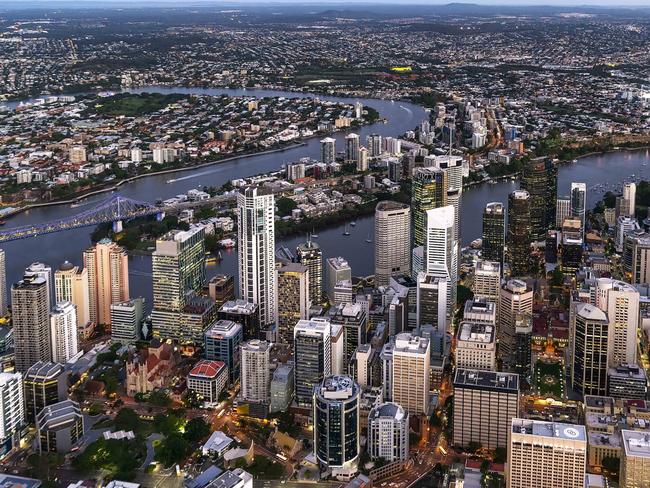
[2,87,650,309]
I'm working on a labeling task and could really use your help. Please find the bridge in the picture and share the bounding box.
[0,195,164,243]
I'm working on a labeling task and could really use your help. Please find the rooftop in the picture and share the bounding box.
[457,322,495,344]
[453,368,518,392]
[189,360,227,379]
[622,430,650,459]
[512,418,586,442]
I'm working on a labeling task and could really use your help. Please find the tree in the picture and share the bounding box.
[276,196,297,216]
[114,408,140,432]
[467,441,482,453]
[493,447,507,464]
[155,433,190,467]
[184,417,210,443]
[549,267,565,287]
[602,456,620,476]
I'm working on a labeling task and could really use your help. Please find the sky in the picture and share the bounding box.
[9,0,650,5]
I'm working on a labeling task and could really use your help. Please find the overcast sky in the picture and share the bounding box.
[11,0,650,5]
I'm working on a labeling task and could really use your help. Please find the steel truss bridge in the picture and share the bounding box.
[0,195,162,243]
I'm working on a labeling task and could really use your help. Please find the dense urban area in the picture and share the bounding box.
[1,3,650,488]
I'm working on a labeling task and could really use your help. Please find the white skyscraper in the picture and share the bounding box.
[624,182,637,218]
[0,372,24,444]
[237,187,277,330]
[54,262,91,332]
[368,402,409,462]
[294,318,332,406]
[508,418,586,488]
[24,262,53,311]
[593,278,640,367]
[326,257,351,305]
[240,339,270,403]
[570,182,587,233]
[424,205,457,320]
[50,301,78,364]
[320,137,336,164]
[472,260,501,303]
[0,250,6,317]
[392,332,430,415]
[375,201,411,286]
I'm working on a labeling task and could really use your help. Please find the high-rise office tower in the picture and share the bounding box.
[297,239,323,305]
[617,216,641,252]
[520,157,557,241]
[270,364,294,413]
[357,147,369,172]
[416,274,447,333]
[0,249,6,317]
[366,133,382,157]
[326,257,351,305]
[482,202,505,265]
[374,201,411,287]
[593,278,639,367]
[367,402,409,462]
[23,362,67,423]
[556,196,571,229]
[54,262,90,331]
[24,262,53,312]
[330,302,368,367]
[625,233,650,284]
[570,182,587,233]
[472,260,501,303]
[507,190,533,276]
[12,275,51,373]
[453,369,519,449]
[204,319,243,385]
[434,155,464,242]
[276,263,309,344]
[570,302,609,396]
[619,182,637,218]
[424,205,457,320]
[294,318,332,406]
[50,301,78,364]
[507,419,586,488]
[240,339,270,403]
[412,167,447,247]
[498,279,533,367]
[237,187,276,330]
[110,298,145,346]
[513,314,533,378]
[0,373,24,446]
[620,430,650,488]
[151,227,206,341]
[320,137,336,164]
[314,375,360,472]
[83,239,129,326]
[456,323,497,371]
[392,332,430,415]
[345,133,360,164]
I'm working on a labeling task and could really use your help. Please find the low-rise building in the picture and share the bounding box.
[36,400,84,453]
[187,360,228,405]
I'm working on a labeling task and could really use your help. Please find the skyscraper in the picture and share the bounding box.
[237,187,277,330]
[453,369,519,449]
[276,263,309,344]
[507,419,586,488]
[433,155,464,242]
[472,260,501,303]
[424,205,457,320]
[0,250,6,317]
[392,332,430,415]
[520,157,557,240]
[240,339,270,403]
[619,182,637,218]
[416,274,447,333]
[570,182,587,233]
[50,301,78,364]
[570,302,609,396]
[411,167,447,247]
[83,239,129,326]
[294,318,332,406]
[0,373,24,447]
[24,262,53,312]
[330,302,368,368]
[12,275,51,373]
[507,190,533,276]
[151,227,206,341]
[296,239,322,305]
[366,133,382,157]
[498,279,533,368]
[556,196,571,228]
[54,262,90,332]
[367,402,409,462]
[482,202,505,265]
[314,375,360,472]
[320,137,336,164]
[23,362,67,423]
[205,319,243,385]
[345,133,360,164]
[620,429,650,488]
[326,257,351,305]
[374,201,411,287]
[110,298,145,345]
